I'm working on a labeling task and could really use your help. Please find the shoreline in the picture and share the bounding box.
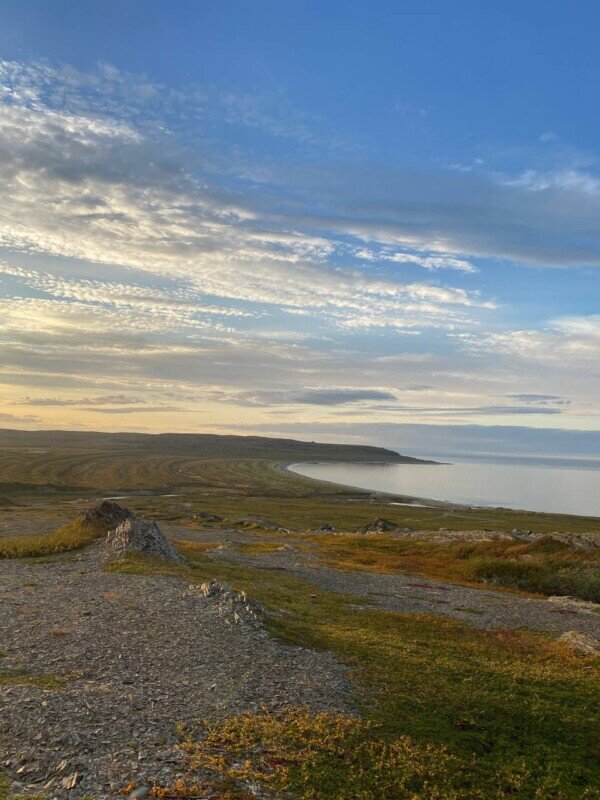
[277,460,600,521]
[275,461,461,511]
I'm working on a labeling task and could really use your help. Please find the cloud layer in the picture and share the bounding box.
[0,58,597,443]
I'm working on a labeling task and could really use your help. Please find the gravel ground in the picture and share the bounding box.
[172,525,600,636]
[0,547,352,798]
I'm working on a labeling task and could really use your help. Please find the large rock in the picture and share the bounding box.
[105,517,184,563]
[82,501,135,529]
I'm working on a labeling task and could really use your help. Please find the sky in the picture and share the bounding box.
[0,1,598,457]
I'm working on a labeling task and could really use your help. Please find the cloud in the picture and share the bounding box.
[232,388,398,406]
[280,162,600,269]
[0,58,597,436]
[14,394,140,407]
[507,394,570,407]
[457,315,600,367]
[382,252,477,273]
[0,411,38,423]
[86,405,188,414]
[0,58,498,339]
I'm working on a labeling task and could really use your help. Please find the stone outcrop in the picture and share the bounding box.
[105,517,184,563]
[547,596,600,615]
[359,518,413,534]
[82,501,135,529]
[184,580,264,628]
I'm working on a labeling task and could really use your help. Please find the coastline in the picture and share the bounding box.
[275,460,455,510]
[277,460,600,520]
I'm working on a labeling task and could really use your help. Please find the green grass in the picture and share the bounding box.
[111,550,600,799]
[0,518,106,559]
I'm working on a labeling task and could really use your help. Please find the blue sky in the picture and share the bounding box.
[0,1,598,455]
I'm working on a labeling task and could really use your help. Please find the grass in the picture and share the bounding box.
[0,666,62,690]
[307,533,600,601]
[110,550,600,799]
[0,518,106,559]
[0,633,62,692]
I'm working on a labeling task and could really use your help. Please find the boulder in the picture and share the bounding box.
[510,528,533,539]
[82,501,135,529]
[105,517,184,563]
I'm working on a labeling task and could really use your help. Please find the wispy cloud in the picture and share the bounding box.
[0,58,597,435]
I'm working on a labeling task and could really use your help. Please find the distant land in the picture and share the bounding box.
[0,428,434,464]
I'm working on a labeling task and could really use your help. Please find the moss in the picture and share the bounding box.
[0,667,62,690]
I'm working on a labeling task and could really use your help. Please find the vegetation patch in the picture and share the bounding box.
[0,518,107,560]
[112,551,600,799]
[310,534,600,601]
[154,708,462,800]
[0,666,62,690]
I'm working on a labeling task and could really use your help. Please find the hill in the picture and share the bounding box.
[0,428,430,463]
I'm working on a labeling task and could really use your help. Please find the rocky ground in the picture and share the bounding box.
[172,523,600,636]
[0,546,351,798]
[1,509,599,799]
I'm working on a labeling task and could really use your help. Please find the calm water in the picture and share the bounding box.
[289,455,600,517]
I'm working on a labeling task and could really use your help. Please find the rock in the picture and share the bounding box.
[547,596,600,615]
[317,523,336,532]
[558,631,600,656]
[510,528,533,539]
[360,518,400,533]
[105,518,185,563]
[184,580,264,628]
[130,786,150,799]
[61,772,80,790]
[196,512,223,523]
[232,516,280,530]
[82,501,135,529]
